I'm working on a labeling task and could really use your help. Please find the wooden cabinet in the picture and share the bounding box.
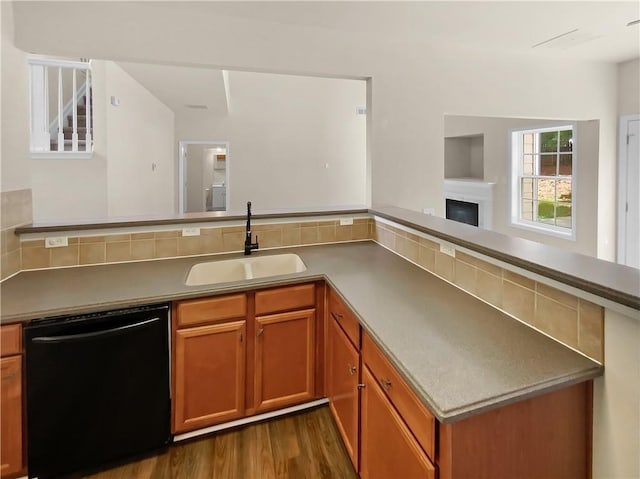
[254,309,316,412]
[254,283,317,413]
[362,332,435,462]
[173,283,321,433]
[438,381,592,479]
[326,288,435,477]
[361,331,436,479]
[173,294,248,433]
[1,325,23,479]
[328,290,592,479]
[326,294,361,469]
[360,367,436,479]
[173,320,246,433]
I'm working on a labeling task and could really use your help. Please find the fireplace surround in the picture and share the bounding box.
[444,179,495,230]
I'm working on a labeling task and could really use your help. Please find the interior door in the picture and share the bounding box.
[621,118,639,268]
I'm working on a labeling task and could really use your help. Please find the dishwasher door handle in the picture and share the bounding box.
[31,317,161,344]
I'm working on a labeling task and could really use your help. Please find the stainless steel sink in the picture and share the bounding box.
[185,254,307,286]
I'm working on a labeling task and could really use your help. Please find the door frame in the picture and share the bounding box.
[617,114,639,265]
[178,140,230,214]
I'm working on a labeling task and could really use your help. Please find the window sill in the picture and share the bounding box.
[30,151,94,160]
[509,219,576,241]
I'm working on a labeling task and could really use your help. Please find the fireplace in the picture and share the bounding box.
[446,199,479,227]
[444,179,495,230]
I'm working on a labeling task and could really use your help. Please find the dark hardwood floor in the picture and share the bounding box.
[84,406,358,479]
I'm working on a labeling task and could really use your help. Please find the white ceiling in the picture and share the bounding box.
[14,1,638,112]
[115,1,638,110]
[200,1,640,63]
[117,62,228,114]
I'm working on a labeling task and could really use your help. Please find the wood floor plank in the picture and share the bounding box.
[85,406,356,479]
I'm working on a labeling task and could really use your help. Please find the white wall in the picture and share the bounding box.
[9,4,620,259]
[618,58,640,116]
[30,61,175,221]
[0,1,30,193]
[175,70,367,212]
[592,308,640,479]
[4,4,639,476]
[104,62,175,217]
[444,116,599,256]
[31,60,109,222]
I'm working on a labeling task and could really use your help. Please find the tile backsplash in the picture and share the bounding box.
[4,207,605,364]
[372,218,604,363]
[20,218,372,270]
[1,189,32,280]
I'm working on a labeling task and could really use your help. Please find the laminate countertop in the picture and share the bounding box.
[0,241,602,423]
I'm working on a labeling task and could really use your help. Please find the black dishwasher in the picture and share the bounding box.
[24,303,171,478]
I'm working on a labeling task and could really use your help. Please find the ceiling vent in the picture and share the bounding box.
[185,104,208,110]
[532,29,601,50]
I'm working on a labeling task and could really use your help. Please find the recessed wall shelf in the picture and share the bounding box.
[444,134,484,180]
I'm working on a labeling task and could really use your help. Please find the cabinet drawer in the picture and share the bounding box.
[327,288,360,349]
[0,324,21,357]
[255,283,315,316]
[363,332,436,462]
[176,293,247,328]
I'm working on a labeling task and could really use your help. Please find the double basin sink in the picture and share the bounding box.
[185,253,307,286]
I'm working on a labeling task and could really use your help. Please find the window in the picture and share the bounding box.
[510,125,575,237]
[28,57,93,159]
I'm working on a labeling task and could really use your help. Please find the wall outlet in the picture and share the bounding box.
[182,227,200,237]
[45,237,68,248]
[339,218,354,226]
[423,208,435,215]
[439,243,456,257]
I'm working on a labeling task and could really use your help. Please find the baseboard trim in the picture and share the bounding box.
[173,398,330,442]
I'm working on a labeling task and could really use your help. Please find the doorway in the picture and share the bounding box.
[179,141,229,214]
[618,115,639,268]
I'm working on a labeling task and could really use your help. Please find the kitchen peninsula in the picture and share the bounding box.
[3,205,637,478]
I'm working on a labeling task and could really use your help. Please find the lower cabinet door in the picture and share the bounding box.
[327,317,360,470]
[0,355,22,478]
[360,367,436,479]
[173,320,246,433]
[254,309,316,412]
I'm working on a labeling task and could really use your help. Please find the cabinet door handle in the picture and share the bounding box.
[257,328,264,337]
[348,364,357,375]
[331,312,343,321]
[239,333,243,343]
[357,383,366,389]
[380,378,392,390]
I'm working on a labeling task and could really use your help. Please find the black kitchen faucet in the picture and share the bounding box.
[244,201,259,255]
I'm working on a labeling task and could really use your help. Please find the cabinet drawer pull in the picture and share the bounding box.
[348,364,357,375]
[380,378,392,390]
[331,312,343,321]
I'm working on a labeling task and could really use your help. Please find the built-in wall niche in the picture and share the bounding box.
[444,134,484,180]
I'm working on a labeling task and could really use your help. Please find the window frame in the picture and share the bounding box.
[509,124,577,240]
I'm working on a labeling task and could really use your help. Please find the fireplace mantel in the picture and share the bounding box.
[444,178,495,230]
